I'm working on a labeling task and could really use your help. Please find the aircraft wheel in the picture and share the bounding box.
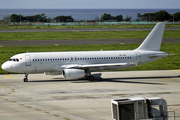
[23,78,28,82]
[89,76,95,82]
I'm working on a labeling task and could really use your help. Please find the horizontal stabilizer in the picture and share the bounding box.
[149,53,176,58]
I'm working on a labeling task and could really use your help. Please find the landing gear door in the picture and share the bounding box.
[25,55,31,66]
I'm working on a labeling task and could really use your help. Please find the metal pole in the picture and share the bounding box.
[135,112,137,120]
[173,15,174,25]
[20,15,21,26]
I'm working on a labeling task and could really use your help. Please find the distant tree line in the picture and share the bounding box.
[2,10,180,23]
[136,10,180,21]
[99,11,180,22]
[99,13,132,22]
[3,13,74,23]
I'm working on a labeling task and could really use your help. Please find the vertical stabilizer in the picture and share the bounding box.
[136,22,165,51]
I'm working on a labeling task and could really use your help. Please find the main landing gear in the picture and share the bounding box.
[87,76,95,82]
[23,73,28,82]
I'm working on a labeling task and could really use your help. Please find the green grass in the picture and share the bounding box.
[0,43,180,74]
[0,24,180,29]
[0,30,180,41]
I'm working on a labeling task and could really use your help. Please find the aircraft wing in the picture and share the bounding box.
[61,62,137,69]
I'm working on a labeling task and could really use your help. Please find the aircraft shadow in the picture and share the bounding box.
[29,75,179,85]
[29,79,82,82]
[95,76,179,85]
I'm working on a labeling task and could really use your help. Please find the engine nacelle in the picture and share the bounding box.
[62,69,85,79]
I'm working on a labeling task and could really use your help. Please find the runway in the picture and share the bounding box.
[0,70,180,120]
[0,38,180,46]
[0,28,180,32]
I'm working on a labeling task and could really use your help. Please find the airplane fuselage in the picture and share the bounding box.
[2,50,168,74]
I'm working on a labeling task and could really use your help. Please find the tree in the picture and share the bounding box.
[154,10,172,21]
[54,16,74,22]
[94,16,100,22]
[173,12,180,21]
[25,13,47,22]
[100,13,113,22]
[10,14,24,22]
[115,15,123,21]
[136,13,143,21]
[124,15,132,21]
[142,13,155,21]
[3,15,11,22]
[10,14,19,22]
[33,13,47,22]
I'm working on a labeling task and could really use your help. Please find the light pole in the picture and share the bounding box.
[173,15,174,25]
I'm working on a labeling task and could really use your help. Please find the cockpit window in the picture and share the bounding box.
[9,58,19,62]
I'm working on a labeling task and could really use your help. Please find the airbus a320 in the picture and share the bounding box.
[1,22,169,82]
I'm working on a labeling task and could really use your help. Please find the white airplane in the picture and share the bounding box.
[1,22,169,82]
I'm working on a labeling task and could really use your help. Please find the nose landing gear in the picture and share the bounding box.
[23,73,28,82]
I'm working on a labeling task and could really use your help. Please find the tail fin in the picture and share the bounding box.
[136,22,165,51]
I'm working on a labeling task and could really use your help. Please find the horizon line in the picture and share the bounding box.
[0,8,180,9]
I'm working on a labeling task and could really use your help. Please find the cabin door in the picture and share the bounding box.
[25,55,31,66]
[136,52,141,63]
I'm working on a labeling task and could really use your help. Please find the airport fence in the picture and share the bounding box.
[1,21,180,26]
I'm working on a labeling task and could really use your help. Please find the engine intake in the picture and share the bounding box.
[62,69,85,79]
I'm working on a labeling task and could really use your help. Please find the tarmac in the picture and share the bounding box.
[0,70,180,120]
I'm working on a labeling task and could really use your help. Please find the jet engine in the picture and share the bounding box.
[62,69,85,79]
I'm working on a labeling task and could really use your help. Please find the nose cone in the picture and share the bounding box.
[1,62,8,71]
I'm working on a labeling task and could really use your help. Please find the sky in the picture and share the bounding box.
[0,0,179,9]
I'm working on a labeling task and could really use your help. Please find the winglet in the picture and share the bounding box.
[136,22,165,51]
